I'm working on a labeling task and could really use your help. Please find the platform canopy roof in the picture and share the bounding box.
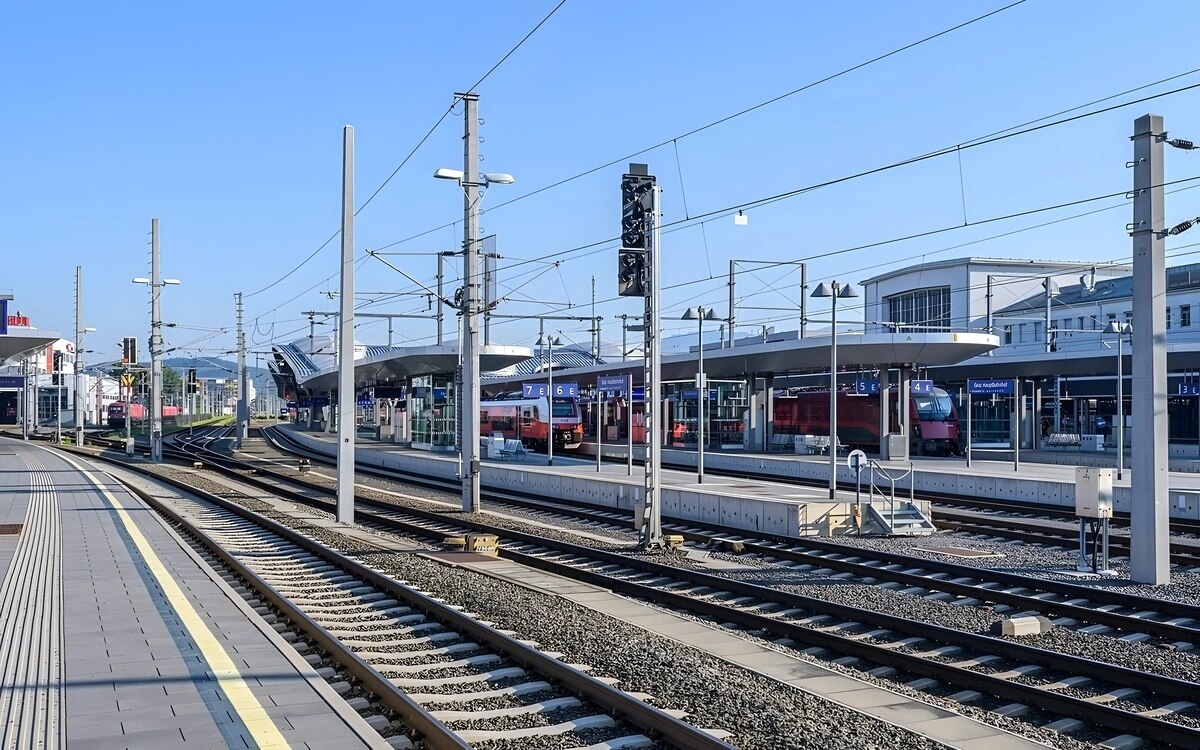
[0,329,60,367]
[935,341,1200,380]
[274,341,535,392]
[481,331,999,390]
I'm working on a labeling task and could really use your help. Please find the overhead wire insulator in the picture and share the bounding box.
[1167,217,1199,236]
[1167,138,1197,150]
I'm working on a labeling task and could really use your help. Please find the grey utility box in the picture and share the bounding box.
[881,433,906,460]
[1075,466,1113,518]
[1080,434,1104,452]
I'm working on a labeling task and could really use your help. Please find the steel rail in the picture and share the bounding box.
[66,442,738,750]
[104,469,472,750]
[174,439,1200,749]
[257,427,1200,629]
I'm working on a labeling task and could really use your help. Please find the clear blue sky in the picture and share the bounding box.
[4,1,1200,366]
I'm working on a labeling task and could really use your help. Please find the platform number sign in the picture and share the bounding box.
[910,380,934,395]
[524,382,579,398]
[855,379,880,395]
[1178,383,1200,397]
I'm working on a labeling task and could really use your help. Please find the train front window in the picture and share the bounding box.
[913,394,954,421]
[551,397,576,418]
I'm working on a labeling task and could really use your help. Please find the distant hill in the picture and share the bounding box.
[163,357,276,394]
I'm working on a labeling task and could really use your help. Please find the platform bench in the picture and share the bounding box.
[1044,433,1081,449]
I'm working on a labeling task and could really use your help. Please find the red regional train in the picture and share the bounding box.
[773,387,961,455]
[107,401,181,429]
[480,394,584,451]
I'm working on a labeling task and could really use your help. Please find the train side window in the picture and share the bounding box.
[522,407,533,426]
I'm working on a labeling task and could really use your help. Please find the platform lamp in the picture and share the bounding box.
[537,334,562,467]
[1105,320,1132,480]
[812,281,858,500]
[681,306,716,484]
[133,267,180,463]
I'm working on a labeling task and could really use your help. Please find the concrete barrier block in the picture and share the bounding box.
[993,616,1053,637]
[975,475,996,499]
[1036,481,1063,506]
[764,501,794,536]
[957,474,977,497]
[661,489,681,517]
[699,494,720,525]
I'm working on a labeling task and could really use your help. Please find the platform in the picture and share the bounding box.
[276,426,916,538]
[0,440,387,749]
[578,441,1200,521]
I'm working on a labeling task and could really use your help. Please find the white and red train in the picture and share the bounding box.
[480,394,584,451]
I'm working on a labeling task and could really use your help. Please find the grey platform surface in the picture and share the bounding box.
[0,440,386,749]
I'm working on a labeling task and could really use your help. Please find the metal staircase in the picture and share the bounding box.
[860,460,937,536]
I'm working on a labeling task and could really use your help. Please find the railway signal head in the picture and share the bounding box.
[618,169,655,298]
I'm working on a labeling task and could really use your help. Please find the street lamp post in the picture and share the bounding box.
[132,218,180,463]
[682,306,716,483]
[1106,320,1132,480]
[537,334,561,467]
[812,281,858,500]
[434,93,514,513]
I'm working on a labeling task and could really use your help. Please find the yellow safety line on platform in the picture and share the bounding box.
[49,450,291,748]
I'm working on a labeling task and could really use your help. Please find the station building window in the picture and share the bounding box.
[1167,306,1172,330]
[885,286,951,331]
[1182,305,1192,327]
[1003,325,1012,344]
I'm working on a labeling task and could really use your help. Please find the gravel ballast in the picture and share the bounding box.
[107,459,966,750]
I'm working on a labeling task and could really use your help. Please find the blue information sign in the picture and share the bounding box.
[910,379,934,395]
[855,379,880,395]
[0,299,6,336]
[554,382,579,397]
[432,388,447,403]
[1179,383,1200,397]
[523,383,547,398]
[968,378,1015,395]
[523,382,579,398]
[632,386,645,401]
[0,376,23,389]
[597,375,628,393]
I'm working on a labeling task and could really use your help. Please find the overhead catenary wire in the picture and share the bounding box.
[245,0,571,310]
[346,177,1200,349]
[371,1,1034,254]
[478,79,1200,283]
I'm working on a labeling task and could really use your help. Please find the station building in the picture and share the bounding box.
[862,257,1200,449]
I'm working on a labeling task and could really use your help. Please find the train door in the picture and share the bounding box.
[520,406,534,445]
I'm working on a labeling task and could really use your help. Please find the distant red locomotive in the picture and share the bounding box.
[107,401,181,429]
[773,387,960,455]
[480,394,583,451]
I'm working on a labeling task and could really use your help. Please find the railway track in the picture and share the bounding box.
[579,442,1200,539]
[90,448,737,750]
[255,427,1200,568]
[166,434,1200,749]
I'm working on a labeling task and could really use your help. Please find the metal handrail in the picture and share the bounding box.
[867,460,915,530]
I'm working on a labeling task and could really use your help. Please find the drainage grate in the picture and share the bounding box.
[0,524,23,535]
